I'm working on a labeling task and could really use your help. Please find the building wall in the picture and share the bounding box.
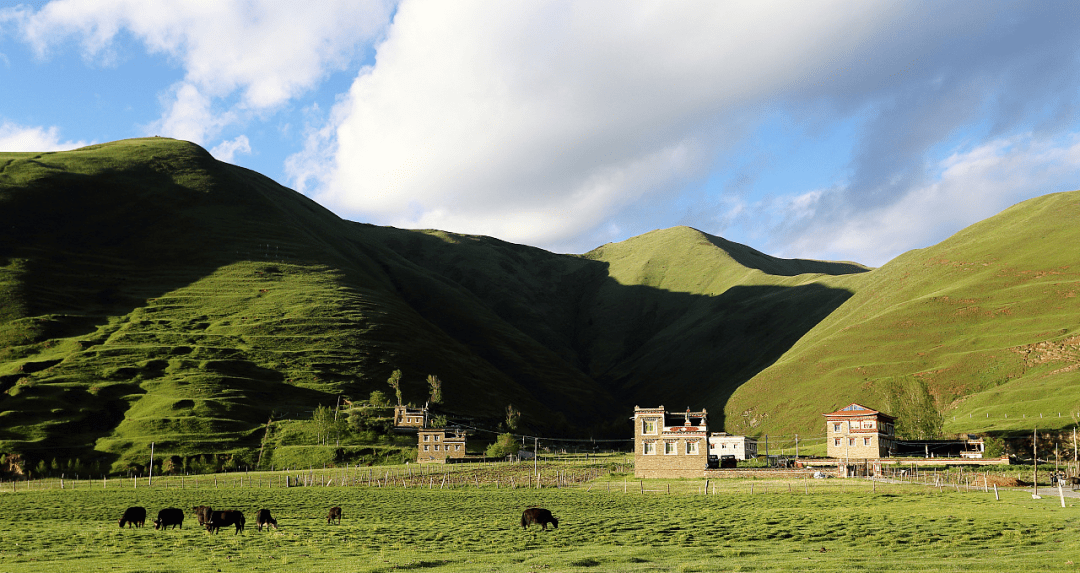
[825,412,895,459]
[417,429,466,463]
[633,406,709,478]
[708,434,758,461]
[394,405,428,428]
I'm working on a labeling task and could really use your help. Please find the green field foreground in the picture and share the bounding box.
[1,469,1078,572]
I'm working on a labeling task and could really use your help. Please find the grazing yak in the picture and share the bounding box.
[192,505,212,527]
[255,509,278,531]
[119,506,146,529]
[153,507,184,530]
[521,507,558,530]
[206,510,245,534]
[327,506,342,525]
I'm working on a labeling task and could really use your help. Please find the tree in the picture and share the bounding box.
[368,390,390,407]
[387,369,403,406]
[882,376,943,440]
[427,374,443,405]
[485,433,519,459]
[431,414,448,428]
[505,404,521,430]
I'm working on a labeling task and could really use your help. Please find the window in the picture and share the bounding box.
[664,441,677,455]
[863,438,871,446]
[834,438,840,446]
[434,435,440,441]
[642,419,657,434]
[455,445,461,451]
[686,440,699,455]
[863,421,875,429]
[423,445,429,451]
[848,438,855,446]
[643,442,656,455]
[721,443,727,449]
[833,423,841,432]
[423,435,430,442]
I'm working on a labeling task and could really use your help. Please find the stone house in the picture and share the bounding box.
[824,403,896,459]
[632,406,710,478]
[394,405,429,428]
[417,427,467,463]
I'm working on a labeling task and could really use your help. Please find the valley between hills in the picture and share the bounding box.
[1,137,1078,471]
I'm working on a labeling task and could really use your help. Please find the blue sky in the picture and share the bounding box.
[3,1,1080,266]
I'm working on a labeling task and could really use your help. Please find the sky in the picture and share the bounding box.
[2,1,1080,266]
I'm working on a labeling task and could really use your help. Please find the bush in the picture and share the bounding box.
[485,433,519,459]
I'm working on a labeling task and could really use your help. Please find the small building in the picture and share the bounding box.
[394,405,429,428]
[632,406,709,478]
[708,432,757,461]
[824,403,896,459]
[417,427,467,463]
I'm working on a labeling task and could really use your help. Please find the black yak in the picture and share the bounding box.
[521,507,558,530]
[119,507,146,528]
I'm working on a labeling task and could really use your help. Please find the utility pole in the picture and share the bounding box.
[795,434,799,461]
[1033,427,1038,497]
[534,437,538,476]
[148,442,155,486]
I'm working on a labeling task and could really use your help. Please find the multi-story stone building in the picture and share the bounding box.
[393,405,429,428]
[417,427,467,463]
[824,403,896,459]
[632,406,710,478]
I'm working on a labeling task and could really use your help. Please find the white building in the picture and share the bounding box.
[708,432,757,461]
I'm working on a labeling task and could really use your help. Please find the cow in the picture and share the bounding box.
[153,507,184,530]
[255,509,278,531]
[206,510,245,534]
[327,506,342,525]
[119,506,146,529]
[192,505,212,526]
[521,507,558,530]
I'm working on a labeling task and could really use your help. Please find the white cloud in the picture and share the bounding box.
[0,121,89,151]
[769,133,1080,266]
[292,0,910,250]
[10,0,394,143]
[210,134,251,163]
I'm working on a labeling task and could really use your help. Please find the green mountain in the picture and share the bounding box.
[1,137,1076,468]
[729,190,1080,440]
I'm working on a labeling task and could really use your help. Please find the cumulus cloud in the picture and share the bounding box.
[292,0,910,248]
[0,121,89,151]
[210,134,251,163]
[763,133,1080,266]
[288,1,1080,258]
[8,0,394,143]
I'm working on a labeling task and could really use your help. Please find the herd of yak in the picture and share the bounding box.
[117,505,337,534]
[117,505,559,534]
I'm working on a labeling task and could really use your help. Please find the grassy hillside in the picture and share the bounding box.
[0,139,616,470]
[4,137,1073,469]
[731,190,1080,439]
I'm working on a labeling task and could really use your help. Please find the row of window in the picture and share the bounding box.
[834,437,874,447]
[421,444,462,452]
[422,434,441,441]
[641,440,700,455]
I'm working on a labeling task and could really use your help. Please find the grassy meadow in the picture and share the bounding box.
[1,464,1078,573]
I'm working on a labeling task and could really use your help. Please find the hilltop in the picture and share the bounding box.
[1,137,1077,469]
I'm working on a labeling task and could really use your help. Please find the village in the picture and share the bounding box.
[394,402,1002,479]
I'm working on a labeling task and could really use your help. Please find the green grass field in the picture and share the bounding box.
[1,466,1078,572]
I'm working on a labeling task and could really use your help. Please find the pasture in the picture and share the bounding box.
[0,468,1078,572]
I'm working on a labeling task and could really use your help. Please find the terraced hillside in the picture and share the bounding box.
[731,190,1080,439]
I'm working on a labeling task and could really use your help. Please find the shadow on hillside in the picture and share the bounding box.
[366,226,858,436]
[703,234,870,276]
[584,281,856,431]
